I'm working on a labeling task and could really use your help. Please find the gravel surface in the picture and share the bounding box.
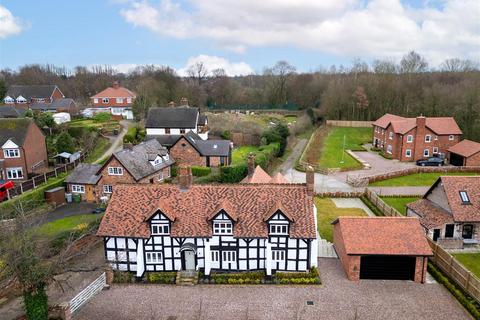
[75,259,471,320]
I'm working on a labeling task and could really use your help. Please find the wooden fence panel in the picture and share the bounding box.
[69,272,106,314]
[365,188,403,217]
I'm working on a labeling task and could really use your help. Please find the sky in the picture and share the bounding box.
[0,0,479,76]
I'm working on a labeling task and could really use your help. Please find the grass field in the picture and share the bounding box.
[452,253,480,278]
[315,197,368,242]
[35,214,102,238]
[370,172,478,187]
[317,127,372,170]
[380,197,420,215]
[231,146,261,165]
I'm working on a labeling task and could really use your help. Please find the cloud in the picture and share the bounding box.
[118,0,480,65]
[177,55,254,76]
[0,5,26,39]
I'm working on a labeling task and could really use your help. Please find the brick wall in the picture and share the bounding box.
[170,137,206,166]
[414,257,428,283]
[333,223,361,281]
[466,152,480,166]
[23,122,48,174]
[51,87,64,100]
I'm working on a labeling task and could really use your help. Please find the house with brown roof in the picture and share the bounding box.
[90,81,136,119]
[97,166,318,278]
[332,217,432,283]
[447,139,480,166]
[372,114,462,161]
[407,176,480,249]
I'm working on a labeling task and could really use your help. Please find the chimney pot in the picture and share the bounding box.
[306,165,315,196]
[113,81,119,89]
[178,164,193,190]
[247,153,255,176]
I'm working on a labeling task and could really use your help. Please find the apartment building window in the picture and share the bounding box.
[213,222,232,234]
[158,171,164,181]
[449,135,454,141]
[433,147,439,154]
[270,224,288,235]
[116,98,123,103]
[3,149,20,158]
[146,252,162,264]
[103,185,113,194]
[434,135,438,140]
[108,167,123,175]
[405,149,412,157]
[406,135,413,143]
[222,251,236,263]
[272,250,285,262]
[424,149,429,157]
[152,224,169,235]
[71,185,85,193]
[389,132,394,140]
[6,168,23,179]
[102,98,109,104]
[425,135,432,142]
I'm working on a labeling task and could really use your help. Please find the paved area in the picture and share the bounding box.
[331,198,375,216]
[276,138,307,174]
[283,168,357,193]
[94,120,133,164]
[369,186,429,196]
[76,259,471,320]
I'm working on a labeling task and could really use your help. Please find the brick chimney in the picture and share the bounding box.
[247,153,255,176]
[178,164,192,190]
[168,101,175,108]
[414,115,427,160]
[180,97,189,106]
[113,81,119,89]
[306,166,315,196]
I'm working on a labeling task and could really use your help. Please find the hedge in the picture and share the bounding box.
[191,166,212,177]
[123,126,138,144]
[219,164,247,183]
[113,271,134,283]
[146,272,177,284]
[202,271,265,284]
[24,285,48,320]
[428,263,480,319]
[274,267,321,285]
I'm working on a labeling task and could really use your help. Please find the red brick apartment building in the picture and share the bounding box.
[372,114,462,161]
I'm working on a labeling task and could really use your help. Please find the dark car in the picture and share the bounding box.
[416,157,444,167]
[91,207,106,214]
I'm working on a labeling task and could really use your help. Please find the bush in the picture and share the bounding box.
[123,126,138,144]
[24,285,48,320]
[274,267,321,285]
[428,263,480,319]
[209,271,265,284]
[220,130,232,140]
[191,166,212,177]
[56,131,75,153]
[219,164,247,183]
[146,272,177,284]
[262,123,289,156]
[113,271,134,283]
[93,112,112,123]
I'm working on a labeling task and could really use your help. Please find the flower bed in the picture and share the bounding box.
[146,272,177,284]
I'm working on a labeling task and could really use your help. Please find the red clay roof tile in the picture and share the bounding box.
[373,113,462,135]
[441,176,480,222]
[447,140,480,158]
[407,199,454,229]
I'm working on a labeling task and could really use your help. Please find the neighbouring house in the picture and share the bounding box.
[4,85,65,109]
[332,217,432,283]
[145,102,209,143]
[407,176,480,249]
[97,165,318,277]
[30,98,79,115]
[90,81,135,119]
[241,154,289,183]
[372,114,462,161]
[0,106,24,118]
[447,139,480,167]
[65,163,101,202]
[0,118,48,180]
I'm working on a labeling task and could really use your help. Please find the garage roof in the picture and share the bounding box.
[332,217,432,256]
[447,139,480,158]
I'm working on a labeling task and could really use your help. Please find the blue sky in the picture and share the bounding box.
[0,0,478,75]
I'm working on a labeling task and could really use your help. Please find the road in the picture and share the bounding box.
[93,120,133,164]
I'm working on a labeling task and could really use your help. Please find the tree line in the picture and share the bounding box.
[1,51,479,140]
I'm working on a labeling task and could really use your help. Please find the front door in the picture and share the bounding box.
[183,250,196,270]
[445,224,455,238]
[433,229,441,241]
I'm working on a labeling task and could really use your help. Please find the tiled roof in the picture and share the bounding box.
[373,113,462,135]
[97,183,316,239]
[332,217,433,256]
[91,86,135,98]
[65,163,101,185]
[0,118,37,146]
[6,85,62,100]
[407,199,454,229]
[241,166,289,184]
[30,98,76,111]
[448,140,480,158]
[0,106,23,118]
[441,176,480,222]
[146,107,199,128]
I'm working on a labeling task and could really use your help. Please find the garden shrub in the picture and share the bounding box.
[221,130,232,140]
[262,123,289,156]
[123,126,138,144]
[274,267,321,285]
[146,272,177,284]
[93,112,112,122]
[191,166,212,177]
[219,164,247,183]
[24,285,48,320]
[113,271,134,283]
[208,271,265,284]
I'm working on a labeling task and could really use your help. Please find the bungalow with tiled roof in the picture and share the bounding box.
[407,176,480,249]
[90,81,136,119]
[447,139,480,167]
[372,113,462,161]
[97,166,318,278]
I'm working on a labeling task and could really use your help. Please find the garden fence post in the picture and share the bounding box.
[465,272,471,291]
[44,173,47,184]
[32,177,36,189]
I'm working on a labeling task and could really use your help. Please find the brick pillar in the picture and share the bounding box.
[247,153,255,177]
[306,166,315,195]
[414,116,426,161]
[105,268,114,285]
[178,165,192,190]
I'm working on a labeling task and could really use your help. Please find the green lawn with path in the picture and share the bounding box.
[35,214,102,238]
[231,146,261,165]
[452,253,480,278]
[380,197,420,215]
[370,172,478,187]
[318,127,372,170]
[315,197,368,242]
[85,137,111,163]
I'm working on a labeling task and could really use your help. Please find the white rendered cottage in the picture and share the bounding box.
[97,166,318,277]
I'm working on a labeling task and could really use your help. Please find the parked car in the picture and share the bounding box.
[416,157,444,167]
[0,180,15,201]
[91,207,106,214]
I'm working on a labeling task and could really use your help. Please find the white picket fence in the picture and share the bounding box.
[69,272,106,314]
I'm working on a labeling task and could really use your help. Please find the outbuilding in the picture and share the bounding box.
[447,139,480,166]
[332,217,432,283]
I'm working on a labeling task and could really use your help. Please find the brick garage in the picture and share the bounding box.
[447,139,480,166]
[332,217,432,283]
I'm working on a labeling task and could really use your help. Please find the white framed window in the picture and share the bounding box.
[222,251,236,262]
[3,149,20,158]
[213,222,232,234]
[433,147,439,154]
[127,97,132,104]
[460,191,470,204]
[424,149,430,157]
[269,224,288,235]
[93,98,99,104]
[16,96,27,103]
[116,97,123,103]
[449,135,454,141]
[406,135,413,143]
[272,250,285,262]
[71,185,85,193]
[405,149,412,157]
[434,135,438,140]
[158,171,164,181]
[387,145,393,154]
[146,252,162,264]
[388,132,394,140]
[102,98,109,104]
[382,129,385,135]
[151,224,169,235]
[211,251,219,262]
[103,185,113,194]
[4,96,14,103]
[425,135,432,142]
[6,167,23,179]
[153,157,162,166]
[107,167,123,175]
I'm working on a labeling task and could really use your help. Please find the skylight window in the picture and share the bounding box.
[459,191,470,204]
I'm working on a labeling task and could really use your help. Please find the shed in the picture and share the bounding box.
[332,217,432,283]
[53,112,71,124]
[45,186,66,206]
[447,140,480,166]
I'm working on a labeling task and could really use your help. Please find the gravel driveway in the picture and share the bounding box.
[75,259,471,320]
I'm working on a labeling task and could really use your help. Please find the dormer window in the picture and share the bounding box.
[270,224,288,235]
[460,191,470,204]
[213,222,232,234]
[3,149,20,158]
[152,224,169,235]
[16,96,27,104]
[4,96,14,104]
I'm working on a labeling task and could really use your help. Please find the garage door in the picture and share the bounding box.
[449,153,465,166]
[360,255,416,280]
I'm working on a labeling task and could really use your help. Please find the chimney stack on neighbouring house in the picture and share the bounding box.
[247,153,255,176]
[414,115,427,160]
[306,165,315,196]
[168,101,175,107]
[178,164,193,190]
[180,97,189,106]
[113,81,119,89]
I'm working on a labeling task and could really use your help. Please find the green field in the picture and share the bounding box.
[380,197,420,215]
[370,172,478,187]
[231,146,261,165]
[318,127,372,170]
[35,214,102,238]
[452,253,480,278]
[315,197,368,242]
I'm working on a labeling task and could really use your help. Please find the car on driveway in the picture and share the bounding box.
[416,157,444,167]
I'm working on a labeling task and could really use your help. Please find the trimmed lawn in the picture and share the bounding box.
[380,197,420,215]
[315,197,368,242]
[370,172,478,187]
[35,214,102,238]
[318,127,372,170]
[232,146,260,165]
[452,253,480,278]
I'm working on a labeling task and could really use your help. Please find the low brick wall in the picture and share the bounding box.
[365,166,480,184]
[437,238,464,250]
